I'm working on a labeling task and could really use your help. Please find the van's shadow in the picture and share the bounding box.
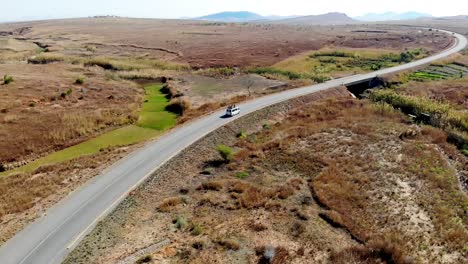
[220,114,231,119]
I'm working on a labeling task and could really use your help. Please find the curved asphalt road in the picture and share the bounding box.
[0,29,466,264]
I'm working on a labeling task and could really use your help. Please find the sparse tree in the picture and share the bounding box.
[243,79,254,97]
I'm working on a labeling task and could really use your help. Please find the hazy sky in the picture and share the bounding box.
[2,0,467,22]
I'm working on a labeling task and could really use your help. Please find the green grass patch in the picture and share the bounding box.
[410,71,446,81]
[263,48,427,82]
[409,63,468,82]
[2,84,178,176]
[3,125,160,176]
[137,84,178,130]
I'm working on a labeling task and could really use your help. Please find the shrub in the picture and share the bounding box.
[174,216,188,230]
[197,181,224,191]
[277,185,295,199]
[235,171,249,179]
[218,67,236,76]
[229,181,250,193]
[236,131,247,139]
[75,77,85,85]
[84,45,96,52]
[159,83,171,94]
[240,186,266,208]
[217,144,233,162]
[399,51,415,63]
[310,50,356,58]
[249,221,268,232]
[136,254,153,264]
[191,224,203,236]
[160,84,181,99]
[66,88,73,95]
[158,197,183,212]
[28,102,36,107]
[3,75,13,84]
[217,238,240,250]
[192,240,205,250]
[165,99,191,116]
[247,67,301,80]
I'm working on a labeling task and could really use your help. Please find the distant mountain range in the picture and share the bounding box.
[196,11,354,24]
[355,12,432,21]
[269,12,355,25]
[438,15,468,20]
[194,11,468,25]
[197,11,263,22]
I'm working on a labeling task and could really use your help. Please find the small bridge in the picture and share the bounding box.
[345,76,385,98]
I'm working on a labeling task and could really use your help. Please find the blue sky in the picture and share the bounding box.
[1,0,466,22]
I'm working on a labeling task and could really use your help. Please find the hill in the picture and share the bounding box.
[437,15,468,20]
[197,11,263,22]
[271,12,355,25]
[356,12,432,21]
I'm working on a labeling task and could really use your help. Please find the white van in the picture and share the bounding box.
[226,105,240,117]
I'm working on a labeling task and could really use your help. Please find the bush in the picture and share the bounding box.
[191,224,203,236]
[217,144,233,162]
[277,185,295,199]
[75,77,85,85]
[217,238,240,250]
[160,84,181,99]
[369,89,468,132]
[310,50,356,58]
[197,181,224,191]
[218,67,236,76]
[136,254,153,264]
[247,67,301,80]
[174,216,188,230]
[3,75,13,85]
[158,197,183,212]
[235,171,249,179]
[237,131,247,139]
[399,51,415,63]
[165,99,191,116]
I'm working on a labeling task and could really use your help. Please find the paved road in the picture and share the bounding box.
[0,29,466,264]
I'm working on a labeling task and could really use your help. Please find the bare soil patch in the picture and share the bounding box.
[172,74,286,107]
[0,18,452,67]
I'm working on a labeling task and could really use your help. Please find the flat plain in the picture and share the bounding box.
[0,17,466,264]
